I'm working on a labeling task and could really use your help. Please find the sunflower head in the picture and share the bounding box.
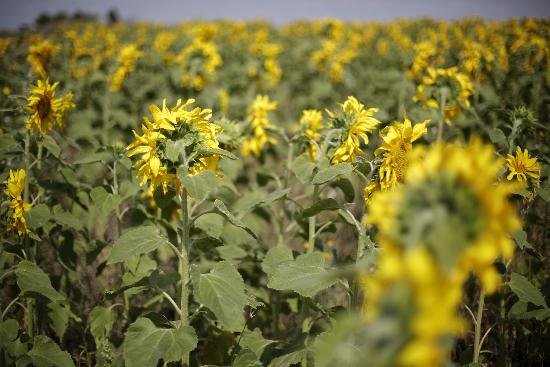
[3,169,32,236]
[127,98,223,195]
[506,146,541,190]
[25,79,75,134]
[27,39,58,78]
[241,95,278,157]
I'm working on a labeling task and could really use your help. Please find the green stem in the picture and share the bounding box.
[179,189,190,366]
[473,289,485,364]
[22,131,35,338]
[437,89,447,142]
[307,185,319,253]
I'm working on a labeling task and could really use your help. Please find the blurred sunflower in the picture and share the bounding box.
[506,146,540,189]
[27,39,58,78]
[300,109,323,161]
[241,95,277,157]
[3,169,31,236]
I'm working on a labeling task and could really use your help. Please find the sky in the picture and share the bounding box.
[1,0,550,29]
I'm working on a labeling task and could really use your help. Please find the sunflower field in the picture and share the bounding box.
[0,16,549,367]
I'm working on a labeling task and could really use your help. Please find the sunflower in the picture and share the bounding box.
[506,146,540,189]
[110,44,143,92]
[413,67,473,124]
[127,98,223,194]
[3,169,31,236]
[300,109,323,161]
[363,138,521,367]
[329,96,381,164]
[25,79,75,134]
[374,114,430,192]
[27,39,57,78]
[177,38,222,90]
[241,95,278,157]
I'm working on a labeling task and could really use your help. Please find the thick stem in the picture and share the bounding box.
[22,131,35,338]
[473,289,485,364]
[437,89,447,142]
[179,190,190,366]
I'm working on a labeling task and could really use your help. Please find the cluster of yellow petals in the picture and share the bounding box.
[127,99,221,194]
[300,109,323,161]
[110,44,143,92]
[3,169,31,236]
[177,38,222,90]
[365,115,430,201]
[25,79,75,134]
[330,96,381,164]
[27,39,58,78]
[364,139,521,367]
[241,95,277,157]
[414,67,474,124]
[506,146,541,189]
[248,30,282,89]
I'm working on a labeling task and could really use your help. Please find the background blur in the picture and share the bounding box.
[2,0,550,29]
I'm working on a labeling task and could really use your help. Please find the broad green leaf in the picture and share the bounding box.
[195,261,247,331]
[27,335,75,367]
[509,272,547,308]
[90,306,113,345]
[149,269,180,290]
[512,230,533,250]
[90,187,121,216]
[108,226,168,264]
[333,178,355,202]
[73,151,112,165]
[42,135,61,158]
[233,348,262,367]
[262,246,293,276]
[268,349,307,367]
[302,198,340,217]
[201,147,238,160]
[291,154,316,184]
[53,206,83,231]
[234,189,290,213]
[214,199,258,239]
[195,213,224,239]
[123,318,197,367]
[181,170,218,200]
[0,318,19,349]
[268,252,337,297]
[15,261,64,301]
[24,203,51,230]
[312,163,352,185]
[240,328,275,358]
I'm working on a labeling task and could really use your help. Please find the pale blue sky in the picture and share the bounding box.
[1,0,549,29]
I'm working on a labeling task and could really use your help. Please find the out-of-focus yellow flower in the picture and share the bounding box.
[374,114,430,193]
[248,30,282,89]
[407,41,440,81]
[300,109,323,161]
[241,95,277,157]
[413,67,474,124]
[3,169,31,236]
[110,44,143,92]
[3,86,11,96]
[153,31,177,62]
[177,38,222,90]
[217,88,229,115]
[0,37,12,57]
[27,39,58,78]
[25,79,75,134]
[506,146,540,188]
[329,96,381,164]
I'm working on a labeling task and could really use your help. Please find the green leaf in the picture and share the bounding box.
[47,302,70,339]
[267,252,337,297]
[512,230,533,250]
[233,348,262,367]
[195,213,224,239]
[27,335,75,367]
[73,151,112,165]
[262,246,293,276]
[240,328,275,358]
[488,127,506,144]
[15,261,64,301]
[0,318,19,349]
[24,203,51,230]
[268,349,307,367]
[217,245,248,260]
[53,206,83,231]
[302,198,340,217]
[90,187,121,217]
[90,306,113,345]
[234,189,290,213]
[181,170,218,200]
[42,135,61,158]
[509,272,547,308]
[312,163,352,185]
[195,261,248,331]
[201,147,238,160]
[291,154,316,184]
[333,178,355,202]
[123,318,198,367]
[108,226,169,264]
[214,199,258,239]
